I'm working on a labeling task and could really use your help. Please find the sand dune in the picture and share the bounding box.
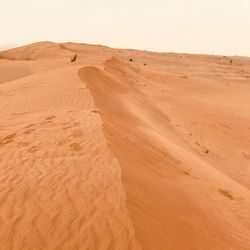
[0,62,31,84]
[1,42,250,249]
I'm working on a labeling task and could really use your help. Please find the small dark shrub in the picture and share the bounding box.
[71,54,77,63]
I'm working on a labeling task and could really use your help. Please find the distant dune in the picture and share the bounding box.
[0,42,250,249]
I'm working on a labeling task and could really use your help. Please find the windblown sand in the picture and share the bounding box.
[0,42,250,249]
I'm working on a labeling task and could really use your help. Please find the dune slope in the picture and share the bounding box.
[79,58,250,250]
[1,42,250,249]
[0,49,140,249]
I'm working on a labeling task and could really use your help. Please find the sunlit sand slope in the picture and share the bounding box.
[1,42,250,249]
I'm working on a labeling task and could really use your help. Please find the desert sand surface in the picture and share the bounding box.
[1,42,250,250]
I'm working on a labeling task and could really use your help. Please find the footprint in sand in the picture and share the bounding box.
[3,133,16,141]
[182,170,190,176]
[69,143,82,152]
[23,129,35,135]
[218,189,234,200]
[24,124,35,129]
[62,122,80,130]
[242,152,250,160]
[1,133,17,145]
[40,115,56,125]
[46,115,56,120]
[2,139,14,145]
[27,146,39,153]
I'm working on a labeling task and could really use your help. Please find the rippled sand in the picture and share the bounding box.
[1,42,250,249]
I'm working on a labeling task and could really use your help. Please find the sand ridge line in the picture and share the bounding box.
[79,57,250,250]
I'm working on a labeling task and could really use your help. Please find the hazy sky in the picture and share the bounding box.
[1,0,250,56]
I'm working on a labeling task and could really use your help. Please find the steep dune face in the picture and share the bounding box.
[1,42,250,249]
[79,60,250,250]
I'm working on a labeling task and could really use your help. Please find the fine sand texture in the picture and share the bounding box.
[1,42,250,249]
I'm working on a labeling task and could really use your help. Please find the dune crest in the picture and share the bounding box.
[1,42,250,249]
[79,58,250,250]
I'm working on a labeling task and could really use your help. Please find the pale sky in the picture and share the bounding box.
[1,0,250,56]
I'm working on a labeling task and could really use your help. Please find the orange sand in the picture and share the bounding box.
[1,42,250,249]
